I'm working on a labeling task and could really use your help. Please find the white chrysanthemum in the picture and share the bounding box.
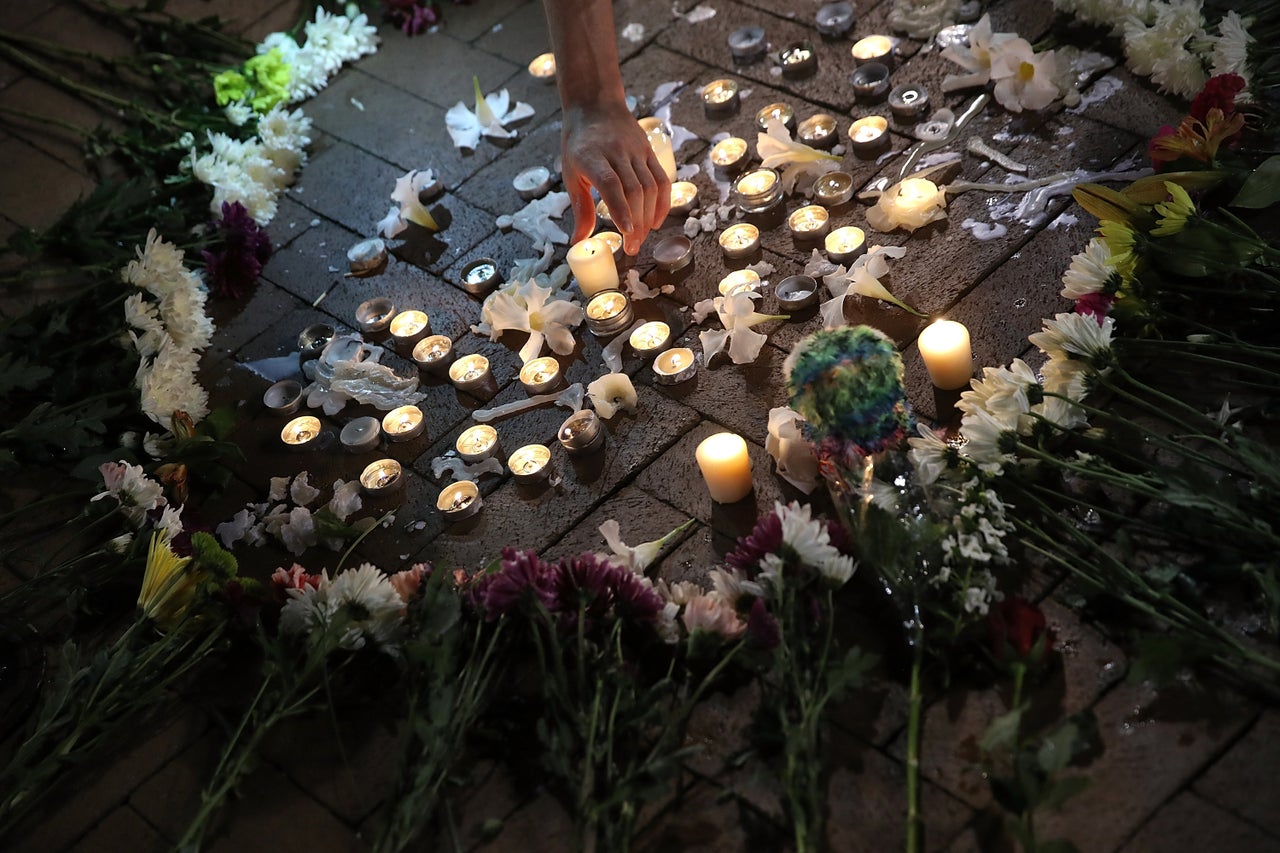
[681,593,746,639]
[907,423,952,485]
[124,294,165,358]
[257,104,312,176]
[708,567,764,603]
[959,360,1038,425]
[775,501,857,585]
[1124,0,1204,78]
[1061,237,1119,300]
[1203,11,1253,84]
[1028,312,1116,365]
[959,407,1017,469]
[279,564,404,651]
[1152,45,1208,98]
[135,338,210,425]
[155,504,185,542]
[1033,394,1089,432]
[91,461,166,527]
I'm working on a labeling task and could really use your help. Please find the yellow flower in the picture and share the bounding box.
[138,532,202,630]
[1098,220,1138,279]
[1151,181,1196,237]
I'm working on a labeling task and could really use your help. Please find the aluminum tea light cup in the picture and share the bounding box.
[360,458,403,497]
[849,115,890,158]
[652,347,698,385]
[709,137,750,177]
[733,168,783,215]
[668,182,699,218]
[460,258,503,296]
[355,298,396,335]
[718,268,762,296]
[797,113,839,150]
[340,416,382,454]
[815,1,855,37]
[825,226,867,264]
[718,223,761,260]
[701,78,741,118]
[412,334,455,375]
[889,83,931,123]
[629,321,672,359]
[558,409,604,455]
[437,480,482,520]
[788,205,831,241]
[527,52,556,81]
[513,165,554,200]
[281,415,322,451]
[449,354,492,393]
[779,42,818,80]
[298,323,334,365]
[755,102,797,134]
[455,424,499,463]
[851,62,892,102]
[263,379,303,415]
[508,444,553,484]
[813,171,855,208]
[653,235,694,273]
[519,356,563,395]
[594,230,624,262]
[775,275,821,311]
[851,34,894,67]
[584,290,634,337]
[382,405,425,442]
[727,26,767,63]
[389,310,431,352]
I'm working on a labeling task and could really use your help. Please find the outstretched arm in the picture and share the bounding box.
[542,0,670,255]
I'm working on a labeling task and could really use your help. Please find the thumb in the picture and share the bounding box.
[566,177,596,245]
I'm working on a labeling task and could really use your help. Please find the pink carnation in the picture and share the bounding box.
[390,563,430,603]
[681,594,746,639]
[271,563,323,598]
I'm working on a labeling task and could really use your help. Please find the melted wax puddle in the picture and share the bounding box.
[240,355,301,382]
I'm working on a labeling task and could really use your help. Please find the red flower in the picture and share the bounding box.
[1190,73,1246,122]
[988,597,1052,663]
[1074,292,1116,323]
[271,563,323,600]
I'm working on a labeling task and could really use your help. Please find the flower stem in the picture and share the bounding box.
[905,602,924,853]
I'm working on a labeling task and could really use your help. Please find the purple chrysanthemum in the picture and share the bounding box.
[479,547,558,619]
[382,0,440,35]
[746,598,780,651]
[553,554,663,633]
[202,201,271,299]
[726,510,784,576]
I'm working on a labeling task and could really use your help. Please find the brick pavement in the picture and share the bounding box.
[2,0,1279,850]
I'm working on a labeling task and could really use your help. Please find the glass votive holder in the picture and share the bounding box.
[813,171,855,208]
[340,415,382,454]
[508,444,553,484]
[851,62,891,103]
[889,83,931,123]
[668,182,699,218]
[733,168,783,214]
[519,356,563,395]
[382,405,425,442]
[653,235,694,273]
[460,258,503,296]
[359,458,403,497]
[779,42,818,80]
[594,230,624,262]
[755,102,797,134]
[528,52,556,81]
[449,354,491,393]
[709,137,750,177]
[437,479,482,521]
[412,334,455,375]
[701,78,741,118]
[719,223,761,260]
[355,297,396,335]
[263,379,302,415]
[849,115,890,158]
[595,198,613,226]
[389,310,431,352]
[718,268,762,296]
[652,347,698,385]
[851,34,894,67]
[455,424,499,463]
[788,205,831,241]
[797,113,839,150]
[513,165,554,200]
[347,238,387,275]
[728,26,767,63]
[816,1,855,38]
[629,321,672,359]
[558,409,605,455]
[825,226,867,265]
[281,415,322,451]
[584,290,634,337]
[775,275,821,311]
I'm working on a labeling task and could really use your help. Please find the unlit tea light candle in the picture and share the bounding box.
[513,165,554,200]
[653,234,694,272]
[263,379,302,415]
[519,356,562,395]
[360,459,403,496]
[813,171,855,207]
[851,62,892,102]
[918,319,974,390]
[455,424,499,463]
[281,415,321,451]
[382,405,425,442]
[567,236,620,297]
[696,432,753,503]
[356,298,396,334]
[449,354,491,392]
[460,258,502,295]
[340,416,382,454]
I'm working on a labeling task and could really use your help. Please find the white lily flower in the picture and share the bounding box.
[989,38,1061,112]
[907,423,952,485]
[381,169,439,238]
[599,517,695,573]
[445,77,535,150]
[756,119,842,193]
[942,14,1014,91]
[698,290,787,365]
[483,279,584,364]
[820,244,920,326]
[502,191,571,253]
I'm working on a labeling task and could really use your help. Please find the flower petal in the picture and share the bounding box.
[445,102,482,149]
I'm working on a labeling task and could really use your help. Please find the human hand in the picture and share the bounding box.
[561,101,671,255]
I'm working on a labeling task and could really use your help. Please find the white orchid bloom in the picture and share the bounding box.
[383,169,439,236]
[819,244,921,327]
[503,191,571,253]
[942,14,1014,91]
[699,290,787,365]
[484,279,584,364]
[599,517,696,573]
[445,77,535,150]
[989,38,1061,112]
[756,119,842,194]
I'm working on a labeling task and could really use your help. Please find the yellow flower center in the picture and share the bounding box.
[1019,61,1035,82]
[529,312,544,332]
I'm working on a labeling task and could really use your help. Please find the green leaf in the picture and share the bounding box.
[1231,155,1280,209]
[0,352,54,397]
[1036,721,1079,774]
[980,707,1023,753]
[1126,634,1207,686]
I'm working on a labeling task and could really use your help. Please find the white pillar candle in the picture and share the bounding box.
[567,236,620,297]
[639,117,678,182]
[918,319,973,390]
[696,432,754,504]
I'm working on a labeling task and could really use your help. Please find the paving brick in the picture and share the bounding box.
[473,1,552,67]
[0,136,95,231]
[539,485,698,563]
[268,196,325,250]
[437,0,534,44]
[453,116,564,216]
[473,789,575,852]
[1120,791,1280,853]
[204,764,366,853]
[1074,67,1185,141]
[239,1,300,42]
[0,75,112,174]
[1193,707,1280,839]
[635,775,755,851]
[0,0,56,31]
[205,280,311,362]
[67,805,167,853]
[21,3,134,60]
[261,215,363,304]
[358,30,520,112]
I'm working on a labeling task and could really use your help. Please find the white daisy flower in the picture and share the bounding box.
[1028,312,1116,366]
[1061,237,1120,300]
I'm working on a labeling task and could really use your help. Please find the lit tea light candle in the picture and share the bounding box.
[437,479,482,521]
[389,310,431,351]
[779,42,818,79]
[263,379,302,415]
[639,117,677,182]
[528,51,556,81]
[668,181,699,218]
[596,198,613,225]
[727,26,766,62]
[584,289,634,337]
[701,78,741,118]
[359,458,403,497]
[629,321,671,358]
[456,424,499,463]
[356,297,396,335]
[755,102,797,134]
[813,171,855,208]
[347,238,387,275]
[519,356,562,395]
[797,113,839,149]
[788,205,831,240]
[849,115,890,157]
[652,346,698,385]
[298,323,334,365]
[281,415,322,451]
[558,409,604,455]
[460,257,502,296]
[508,443,553,484]
[382,405,425,442]
[719,223,761,260]
[815,1,855,37]
[851,34,894,67]
[851,62,892,102]
[889,83,931,123]
[718,268,761,296]
[449,354,491,393]
[918,319,973,390]
[567,236,620,297]
[825,226,867,264]
[696,432,753,504]
[594,230,624,261]
[653,235,694,273]
[775,274,820,311]
[733,168,783,214]
[412,334,455,375]
[709,137,750,176]
[340,416,382,454]
[513,165,554,200]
